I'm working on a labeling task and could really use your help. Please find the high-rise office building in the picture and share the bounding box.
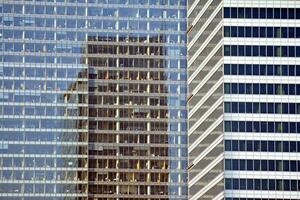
[187,0,300,200]
[0,1,188,199]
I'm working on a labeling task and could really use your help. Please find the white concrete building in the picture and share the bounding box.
[187,1,300,200]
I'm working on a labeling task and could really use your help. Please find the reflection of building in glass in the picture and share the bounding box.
[86,33,188,199]
[0,1,187,199]
[63,71,89,197]
[188,1,300,200]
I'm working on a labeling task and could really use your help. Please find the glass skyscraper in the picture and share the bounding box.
[0,0,188,199]
[188,0,300,200]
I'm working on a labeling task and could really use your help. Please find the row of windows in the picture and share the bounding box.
[2,0,186,7]
[225,140,300,153]
[224,83,300,95]
[2,84,184,98]
[1,67,85,79]
[226,198,290,200]
[1,42,185,55]
[0,92,183,105]
[224,7,300,19]
[224,64,300,76]
[0,80,85,91]
[0,183,84,194]
[0,119,185,131]
[1,29,184,44]
[224,121,300,133]
[89,121,186,132]
[225,178,300,191]
[1,93,86,104]
[1,5,184,18]
[0,105,81,116]
[0,131,86,142]
[1,55,185,64]
[1,18,184,32]
[224,45,300,57]
[0,66,186,81]
[1,157,84,168]
[0,119,86,129]
[224,102,300,114]
[1,55,78,64]
[6,105,180,118]
[0,143,86,155]
[225,159,300,172]
[224,26,300,38]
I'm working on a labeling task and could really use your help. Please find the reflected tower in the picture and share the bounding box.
[86,9,188,200]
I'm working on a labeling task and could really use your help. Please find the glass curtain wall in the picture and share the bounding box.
[0,0,187,200]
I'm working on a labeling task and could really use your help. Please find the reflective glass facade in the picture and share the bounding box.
[0,0,188,199]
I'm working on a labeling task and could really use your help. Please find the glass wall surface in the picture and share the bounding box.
[0,0,187,199]
[0,1,89,199]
